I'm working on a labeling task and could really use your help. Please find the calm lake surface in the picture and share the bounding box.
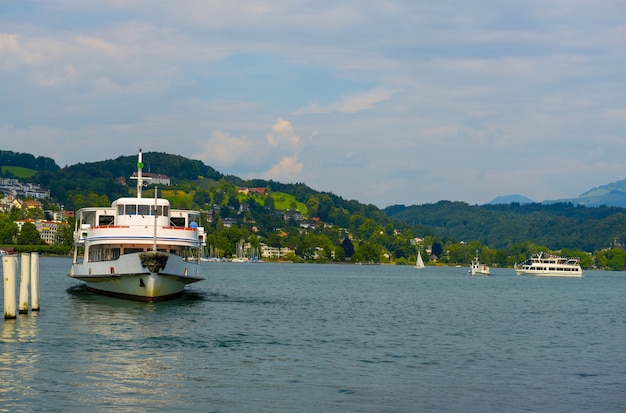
[1,257,625,412]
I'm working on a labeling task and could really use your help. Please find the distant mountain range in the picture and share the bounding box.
[489,180,626,208]
[488,194,534,205]
[546,179,626,208]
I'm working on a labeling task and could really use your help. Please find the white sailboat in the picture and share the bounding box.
[231,239,250,263]
[414,251,425,269]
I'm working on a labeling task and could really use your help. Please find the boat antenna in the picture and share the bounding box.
[153,186,158,251]
[130,149,151,198]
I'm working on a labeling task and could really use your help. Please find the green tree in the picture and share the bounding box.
[431,241,443,259]
[495,250,509,268]
[0,215,19,244]
[307,196,320,218]
[216,226,245,257]
[341,237,354,258]
[604,249,626,270]
[594,250,608,269]
[334,245,346,262]
[26,207,45,219]
[213,191,226,206]
[353,242,381,263]
[57,220,74,247]
[16,222,44,245]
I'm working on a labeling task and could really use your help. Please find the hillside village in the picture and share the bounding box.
[0,172,337,261]
[0,181,71,248]
[0,178,50,202]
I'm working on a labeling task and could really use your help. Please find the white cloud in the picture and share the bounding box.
[293,88,398,115]
[193,118,304,181]
[0,33,20,54]
[606,108,626,119]
[32,64,79,87]
[260,155,303,181]
[266,118,301,148]
[194,131,255,167]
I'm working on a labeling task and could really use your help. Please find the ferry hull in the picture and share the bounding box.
[470,269,490,276]
[69,252,203,301]
[514,269,582,277]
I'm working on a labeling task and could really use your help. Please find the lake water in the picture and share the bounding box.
[1,257,625,412]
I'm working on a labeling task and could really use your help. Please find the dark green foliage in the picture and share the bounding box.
[0,215,19,244]
[431,241,443,258]
[17,222,45,245]
[341,237,354,258]
[353,242,381,263]
[0,150,59,172]
[33,152,223,206]
[385,201,626,252]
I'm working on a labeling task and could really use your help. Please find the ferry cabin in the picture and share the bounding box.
[73,197,204,264]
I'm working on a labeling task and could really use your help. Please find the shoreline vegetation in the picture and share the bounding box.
[0,244,608,271]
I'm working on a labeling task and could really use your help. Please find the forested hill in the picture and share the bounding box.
[27,152,386,225]
[34,152,224,207]
[384,201,626,252]
[0,150,59,172]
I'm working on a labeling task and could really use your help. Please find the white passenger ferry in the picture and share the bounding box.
[514,252,582,277]
[469,256,490,275]
[68,150,205,301]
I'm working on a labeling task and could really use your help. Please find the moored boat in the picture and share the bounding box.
[469,256,490,275]
[514,252,582,277]
[231,239,250,262]
[68,150,205,301]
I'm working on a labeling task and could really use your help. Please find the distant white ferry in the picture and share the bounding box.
[468,256,490,276]
[514,252,582,277]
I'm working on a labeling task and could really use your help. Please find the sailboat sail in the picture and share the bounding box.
[415,251,425,268]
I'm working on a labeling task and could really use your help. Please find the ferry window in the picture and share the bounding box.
[138,205,150,216]
[118,205,124,215]
[163,206,169,216]
[170,217,185,227]
[151,205,165,216]
[98,215,115,226]
[127,205,137,215]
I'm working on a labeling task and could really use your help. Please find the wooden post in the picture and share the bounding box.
[19,253,30,314]
[3,255,18,319]
[31,252,40,312]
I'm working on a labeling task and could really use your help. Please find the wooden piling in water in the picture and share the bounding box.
[3,255,18,319]
[31,252,40,311]
[19,253,31,314]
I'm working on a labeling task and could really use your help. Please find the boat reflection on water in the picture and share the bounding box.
[0,314,39,412]
[61,285,209,409]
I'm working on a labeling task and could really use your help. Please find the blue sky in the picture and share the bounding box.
[1,1,625,208]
